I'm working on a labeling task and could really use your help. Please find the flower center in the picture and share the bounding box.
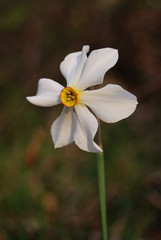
[60,87,78,107]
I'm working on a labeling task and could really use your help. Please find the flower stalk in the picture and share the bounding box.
[96,123,108,240]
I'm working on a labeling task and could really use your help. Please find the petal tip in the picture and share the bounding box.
[26,96,33,103]
[26,96,39,106]
[82,45,90,53]
[96,146,103,153]
[54,143,60,149]
[114,48,119,59]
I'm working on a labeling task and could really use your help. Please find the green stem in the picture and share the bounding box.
[97,151,108,240]
[96,122,108,240]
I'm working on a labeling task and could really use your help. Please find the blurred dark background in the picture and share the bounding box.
[0,0,161,239]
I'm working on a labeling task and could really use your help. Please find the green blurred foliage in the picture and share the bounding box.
[0,0,161,239]
[0,3,31,31]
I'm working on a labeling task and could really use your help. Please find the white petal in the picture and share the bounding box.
[60,46,89,87]
[71,45,89,87]
[51,107,76,148]
[80,84,138,123]
[74,104,102,153]
[77,48,119,91]
[60,51,81,85]
[26,78,63,107]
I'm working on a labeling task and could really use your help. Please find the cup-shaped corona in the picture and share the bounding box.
[60,87,78,107]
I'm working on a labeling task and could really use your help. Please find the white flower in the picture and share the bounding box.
[27,46,138,153]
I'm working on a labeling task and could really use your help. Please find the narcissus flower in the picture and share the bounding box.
[27,46,138,152]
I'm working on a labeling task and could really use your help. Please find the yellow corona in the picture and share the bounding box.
[60,87,78,107]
